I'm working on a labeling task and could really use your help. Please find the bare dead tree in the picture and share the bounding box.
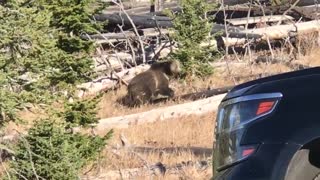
[117,24,137,67]
[221,2,237,85]
[243,1,255,74]
[277,0,301,25]
[85,33,129,87]
[112,0,147,64]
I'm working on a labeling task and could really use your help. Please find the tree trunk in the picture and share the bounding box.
[95,13,257,38]
[243,20,320,40]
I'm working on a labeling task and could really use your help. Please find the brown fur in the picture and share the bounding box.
[125,60,181,107]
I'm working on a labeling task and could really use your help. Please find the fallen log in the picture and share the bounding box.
[93,93,226,130]
[95,14,173,29]
[125,1,179,14]
[85,28,170,40]
[145,0,251,16]
[292,5,320,20]
[220,20,320,46]
[94,13,263,39]
[103,0,151,11]
[243,20,320,40]
[93,42,174,72]
[93,52,136,71]
[99,10,320,48]
[226,15,294,26]
[91,29,261,46]
[175,86,234,101]
[76,64,150,98]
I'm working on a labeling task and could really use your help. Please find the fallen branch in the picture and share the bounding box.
[175,86,234,101]
[226,15,294,26]
[93,52,134,72]
[215,20,320,46]
[76,64,150,98]
[243,20,320,40]
[94,13,261,37]
[85,28,170,42]
[92,93,226,130]
[112,0,147,63]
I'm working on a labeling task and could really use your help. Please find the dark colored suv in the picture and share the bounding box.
[212,67,320,180]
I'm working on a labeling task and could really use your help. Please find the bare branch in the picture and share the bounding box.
[117,24,137,67]
[277,0,301,25]
[0,154,11,180]
[221,0,237,85]
[112,0,146,63]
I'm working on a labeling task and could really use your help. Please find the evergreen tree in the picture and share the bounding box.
[33,0,107,53]
[0,0,106,121]
[168,0,220,78]
[7,118,113,180]
[0,1,113,179]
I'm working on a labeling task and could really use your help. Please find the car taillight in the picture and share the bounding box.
[215,143,259,171]
[256,101,276,115]
[241,146,256,157]
[214,93,283,171]
[217,93,282,133]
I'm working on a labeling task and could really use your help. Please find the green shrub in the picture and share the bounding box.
[6,118,112,180]
[0,0,106,122]
[167,0,220,78]
[6,93,112,180]
[63,94,102,128]
[0,1,113,179]
[34,0,107,53]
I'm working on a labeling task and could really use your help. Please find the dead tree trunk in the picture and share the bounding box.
[90,93,226,130]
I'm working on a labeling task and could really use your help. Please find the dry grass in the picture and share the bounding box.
[128,168,212,180]
[0,107,47,138]
[84,113,216,179]
[109,112,216,148]
[299,50,320,67]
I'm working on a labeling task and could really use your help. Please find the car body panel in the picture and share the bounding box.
[214,143,302,180]
[213,67,320,180]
